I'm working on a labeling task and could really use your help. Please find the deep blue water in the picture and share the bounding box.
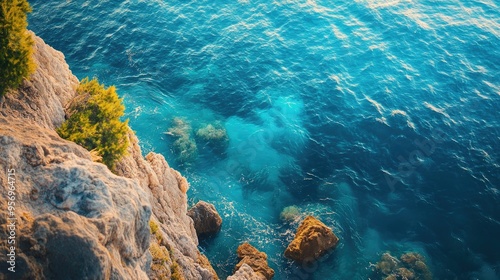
[28,0,500,279]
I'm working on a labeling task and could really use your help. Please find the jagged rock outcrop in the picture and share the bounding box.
[115,132,218,279]
[227,264,266,280]
[0,33,217,279]
[188,201,222,236]
[0,31,78,130]
[231,243,274,280]
[284,216,339,263]
[0,115,151,279]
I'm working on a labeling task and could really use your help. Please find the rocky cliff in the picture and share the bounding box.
[0,32,217,279]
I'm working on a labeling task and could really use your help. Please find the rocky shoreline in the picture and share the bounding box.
[0,32,217,280]
[0,32,341,280]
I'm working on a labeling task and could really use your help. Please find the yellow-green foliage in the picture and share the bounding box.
[150,242,170,266]
[149,220,163,243]
[0,0,36,96]
[149,240,171,279]
[375,252,432,280]
[150,220,159,235]
[171,261,185,280]
[57,78,129,169]
[166,118,197,163]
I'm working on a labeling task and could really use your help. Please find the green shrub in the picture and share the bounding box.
[170,260,185,280]
[0,0,36,96]
[149,240,171,279]
[58,78,129,169]
[149,220,159,235]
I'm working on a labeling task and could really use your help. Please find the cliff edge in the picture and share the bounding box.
[0,33,217,279]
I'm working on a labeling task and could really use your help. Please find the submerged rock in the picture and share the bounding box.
[373,252,432,280]
[284,216,339,263]
[279,205,301,222]
[187,201,222,236]
[165,117,198,163]
[232,243,274,280]
[195,122,229,153]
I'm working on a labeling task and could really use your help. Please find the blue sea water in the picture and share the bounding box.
[28,0,500,279]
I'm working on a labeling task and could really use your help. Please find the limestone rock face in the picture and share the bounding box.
[284,216,339,263]
[188,201,222,236]
[0,33,217,279]
[227,264,266,280]
[0,116,151,280]
[115,133,218,279]
[0,31,78,130]
[233,243,274,280]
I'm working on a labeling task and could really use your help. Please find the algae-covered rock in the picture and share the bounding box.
[195,122,229,155]
[279,205,300,222]
[376,253,399,275]
[165,118,198,163]
[284,216,339,262]
[373,251,432,280]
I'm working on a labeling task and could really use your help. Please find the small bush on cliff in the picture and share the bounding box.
[0,0,36,96]
[58,78,129,169]
[170,261,185,280]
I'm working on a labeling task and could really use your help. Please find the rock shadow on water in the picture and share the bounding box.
[199,83,268,120]
[278,162,320,199]
[238,167,275,194]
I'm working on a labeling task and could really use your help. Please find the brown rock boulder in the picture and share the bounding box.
[187,201,222,236]
[284,216,339,262]
[234,243,274,280]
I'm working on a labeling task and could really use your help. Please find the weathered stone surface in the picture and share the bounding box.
[227,264,266,280]
[284,216,339,263]
[116,116,219,280]
[233,243,274,280]
[0,116,151,280]
[188,201,223,236]
[0,31,78,130]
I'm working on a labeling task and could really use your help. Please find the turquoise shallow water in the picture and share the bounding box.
[29,0,500,279]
